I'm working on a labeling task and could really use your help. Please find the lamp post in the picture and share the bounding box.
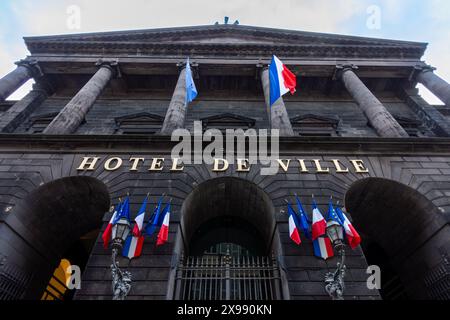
[111,217,132,300]
[325,219,346,300]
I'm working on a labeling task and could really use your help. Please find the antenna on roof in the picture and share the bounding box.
[214,17,239,25]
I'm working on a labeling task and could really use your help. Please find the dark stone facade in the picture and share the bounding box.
[0,24,450,300]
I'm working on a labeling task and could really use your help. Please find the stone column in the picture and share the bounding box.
[415,66,450,107]
[0,59,43,102]
[0,81,52,133]
[260,67,294,136]
[161,65,187,135]
[43,60,118,134]
[338,65,408,138]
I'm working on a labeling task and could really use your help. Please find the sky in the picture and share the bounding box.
[0,0,449,104]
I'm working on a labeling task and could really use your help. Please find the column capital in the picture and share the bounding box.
[176,61,199,78]
[95,59,121,78]
[255,62,268,80]
[32,80,54,96]
[15,59,43,79]
[409,64,436,82]
[334,64,359,80]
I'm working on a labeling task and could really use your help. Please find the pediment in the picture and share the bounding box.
[291,114,339,127]
[24,25,426,59]
[201,113,256,128]
[392,115,421,127]
[115,113,164,125]
[30,112,60,121]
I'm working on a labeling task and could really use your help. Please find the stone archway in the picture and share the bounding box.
[0,176,110,300]
[345,177,450,300]
[169,176,288,300]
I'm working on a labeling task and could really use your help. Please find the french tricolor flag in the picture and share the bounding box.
[311,201,327,240]
[313,237,334,260]
[156,203,171,246]
[122,235,144,259]
[287,203,301,245]
[336,206,361,249]
[269,55,297,106]
[102,200,122,249]
[132,195,148,237]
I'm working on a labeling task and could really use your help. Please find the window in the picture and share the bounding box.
[290,114,339,137]
[201,113,256,133]
[114,113,164,134]
[393,115,423,137]
[27,112,59,133]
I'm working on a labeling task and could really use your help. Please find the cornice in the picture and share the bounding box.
[25,41,426,60]
[24,25,427,60]
[0,134,449,155]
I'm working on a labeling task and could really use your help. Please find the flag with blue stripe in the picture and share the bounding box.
[185,57,197,104]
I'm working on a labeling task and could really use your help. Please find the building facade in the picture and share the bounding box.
[1,24,450,300]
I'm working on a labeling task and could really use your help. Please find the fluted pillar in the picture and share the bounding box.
[161,65,187,134]
[0,59,42,102]
[338,65,408,138]
[260,67,294,136]
[415,66,450,107]
[44,60,118,134]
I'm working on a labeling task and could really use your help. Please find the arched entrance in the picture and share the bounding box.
[345,178,449,300]
[0,176,110,300]
[171,177,286,300]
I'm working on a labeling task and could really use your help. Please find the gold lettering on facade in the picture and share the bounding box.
[104,157,123,171]
[77,157,100,171]
[277,159,291,172]
[298,159,309,173]
[313,159,330,173]
[213,158,229,172]
[332,159,349,173]
[171,158,185,171]
[350,159,369,173]
[129,157,145,171]
[236,159,250,172]
[149,158,164,171]
[76,156,371,174]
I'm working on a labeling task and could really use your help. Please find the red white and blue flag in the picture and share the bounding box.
[156,203,171,246]
[336,206,361,249]
[287,203,301,245]
[122,235,144,259]
[313,237,334,260]
[268,55,297,106]
[132,195,148,237]
[102,200,122,249]
[312,200,334,260]
[311,201,327,240]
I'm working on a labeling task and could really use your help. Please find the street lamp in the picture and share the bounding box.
[111,217,132,300]
[325,219,346,300]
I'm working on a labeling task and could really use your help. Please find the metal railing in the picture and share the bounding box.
[175,254,282,300]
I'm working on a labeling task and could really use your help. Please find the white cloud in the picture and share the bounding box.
[11,0,364,35]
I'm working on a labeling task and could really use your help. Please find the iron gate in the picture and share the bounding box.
[175,254,282,300]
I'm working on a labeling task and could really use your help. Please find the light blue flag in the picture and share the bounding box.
[185,57,198,104]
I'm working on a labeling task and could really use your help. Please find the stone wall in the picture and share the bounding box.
[0,140,449,299]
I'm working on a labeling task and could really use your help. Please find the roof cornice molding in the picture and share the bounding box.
[24,25,427,60]
[25,42,426,60]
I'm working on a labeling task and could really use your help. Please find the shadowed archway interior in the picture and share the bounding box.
[172,176,286,300]
[345,177,446,300]
[0,176,110,299]
[181,177,276,255]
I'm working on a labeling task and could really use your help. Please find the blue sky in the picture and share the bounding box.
[0,0,449,103]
